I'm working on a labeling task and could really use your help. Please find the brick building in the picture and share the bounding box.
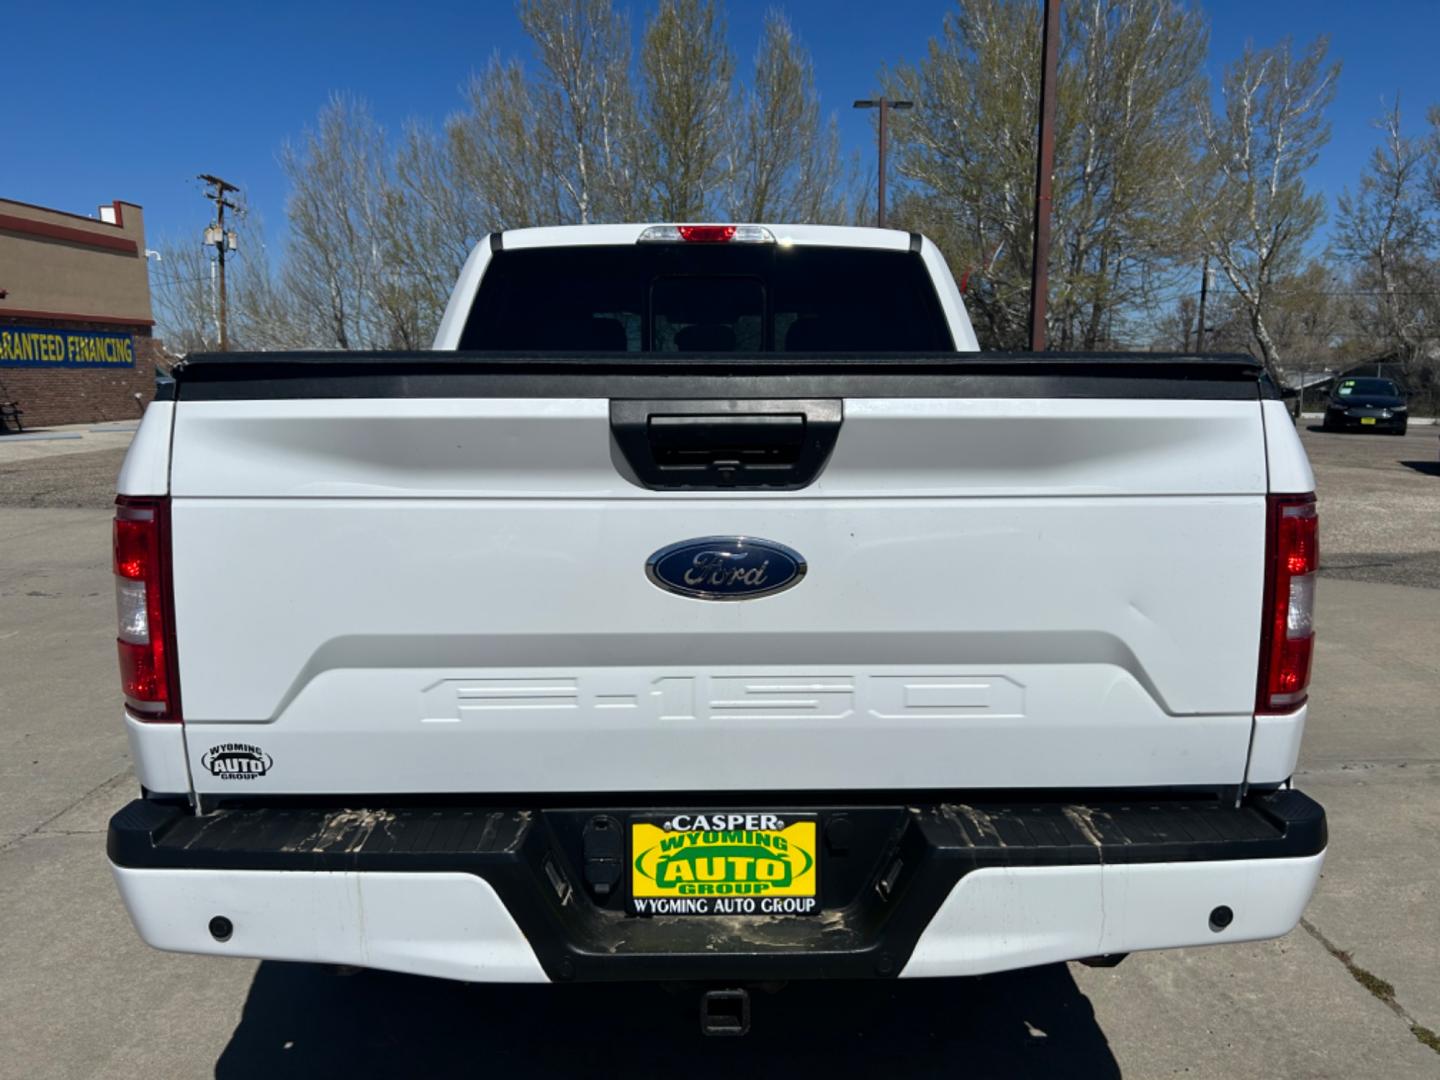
[0,197,166,429]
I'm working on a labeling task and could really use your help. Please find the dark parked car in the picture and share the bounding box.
[1322,377,1408,435]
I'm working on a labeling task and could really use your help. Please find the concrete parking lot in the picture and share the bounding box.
[1,422,1437,1078]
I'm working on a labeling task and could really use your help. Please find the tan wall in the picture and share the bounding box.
[0,199,153,327]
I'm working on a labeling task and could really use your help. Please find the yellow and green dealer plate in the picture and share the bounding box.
[631,813,819,916]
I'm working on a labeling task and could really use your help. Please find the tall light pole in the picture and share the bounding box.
[198,174,240,351]
[1027,0,1059,351]
[854,97,913,229]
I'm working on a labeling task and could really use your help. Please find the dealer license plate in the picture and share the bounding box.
[630,812,819,916]
[1361,417,1377,425]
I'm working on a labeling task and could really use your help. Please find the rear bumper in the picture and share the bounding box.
[108,790,1326,983]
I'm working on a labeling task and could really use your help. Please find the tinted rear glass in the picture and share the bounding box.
[459,245,954,352]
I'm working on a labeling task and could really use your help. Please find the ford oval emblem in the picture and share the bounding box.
[646,536,806,601]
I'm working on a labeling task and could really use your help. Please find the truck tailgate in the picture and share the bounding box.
[166,360,1271,796]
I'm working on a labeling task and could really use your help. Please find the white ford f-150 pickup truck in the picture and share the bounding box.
[108,223,1325,1027]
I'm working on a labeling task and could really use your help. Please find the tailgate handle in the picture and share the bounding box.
[610,399,842,490]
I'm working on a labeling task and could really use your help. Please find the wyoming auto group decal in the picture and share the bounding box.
[631,813,819,915]
[201,743,272,780]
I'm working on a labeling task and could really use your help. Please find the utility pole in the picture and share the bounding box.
[198,174,240,351]
[1027,0,1059,351]
[1196,255,1211,353]
[853,97,913,229]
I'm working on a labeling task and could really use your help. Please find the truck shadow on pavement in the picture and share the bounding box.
[1398,460,1440,477]
[215,960,1121,1079]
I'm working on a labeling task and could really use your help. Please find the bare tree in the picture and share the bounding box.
[890,0,1207,349]
[888,0,1043,347]
[1050,0,1207,349]
[727,12,847,223]
[449,58,566,230]
[280,95,426,349]
[151,218,299,353]
[517,0,642,223]
[1191,36,1339,372]
[1427,104,1440,211]
[640,0,733,219]
[151,236,225,355]
[228,225,306,351]
[1334,102,1438,367]
[176,0,878,354]
[391,123,489,328]
[1265,261,1347,366]
[1153,293,1198,351]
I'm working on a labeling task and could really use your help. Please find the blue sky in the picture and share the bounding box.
[2,0,1436,259]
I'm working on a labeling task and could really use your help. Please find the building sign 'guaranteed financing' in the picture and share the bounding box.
[0,326,135,368]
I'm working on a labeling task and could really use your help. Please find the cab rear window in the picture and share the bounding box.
[459,245,954,352]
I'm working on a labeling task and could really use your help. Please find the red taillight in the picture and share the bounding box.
[1257,493,1318,713]
[677,225,737,243]
[114,496,180,721]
